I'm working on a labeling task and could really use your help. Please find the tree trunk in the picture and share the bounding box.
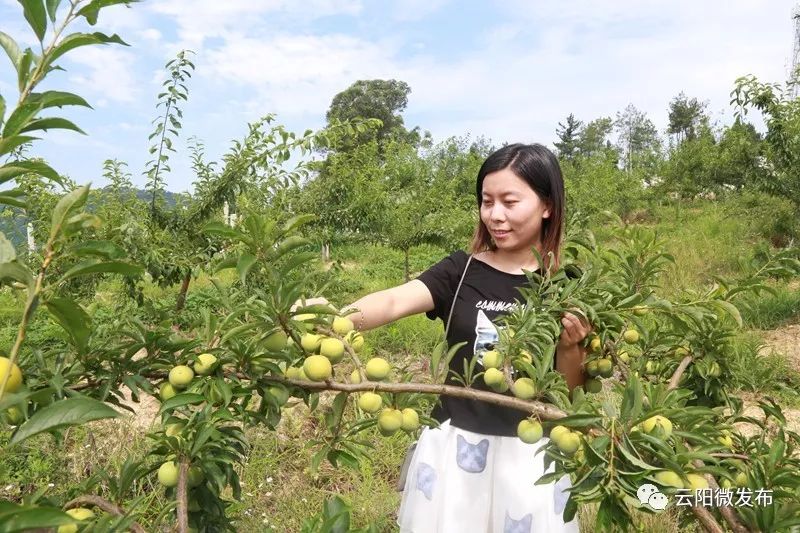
[404,248,410,282]
[175,271,192,312]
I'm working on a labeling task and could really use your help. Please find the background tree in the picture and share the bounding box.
[614,104,662,178]
[576,117,618,162]
[554,113,584,161]
[667,92,707,144]
[661,122,718,199]
[713,119,764,192]
[324,79,425,153]
[732,73,800,213]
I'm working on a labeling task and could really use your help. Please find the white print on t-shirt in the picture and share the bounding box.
[474,308,520,379]
[475,300,518,312]
[473,310,499,361]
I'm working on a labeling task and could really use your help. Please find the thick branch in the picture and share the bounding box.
[64,495,146,533]
[668,355,693,390]
[176,459,189,533]
[690,456,752,533]
[690,505,725,533]
[280,377,567,420]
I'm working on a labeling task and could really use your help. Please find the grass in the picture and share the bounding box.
[230,403,411,532]
[737,282,800,330]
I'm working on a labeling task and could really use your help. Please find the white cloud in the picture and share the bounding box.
[149,0,363,51]
[201,32,401,115]
[139,28,162,42]
[173,0,794,151]
[390,0,451,22]
[66,47,140,103]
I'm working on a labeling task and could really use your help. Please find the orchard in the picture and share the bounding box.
[1,2,800,532]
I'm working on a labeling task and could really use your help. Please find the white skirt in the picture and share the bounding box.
[397,420,580,533]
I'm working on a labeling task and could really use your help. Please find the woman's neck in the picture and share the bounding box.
[481,247,542,274]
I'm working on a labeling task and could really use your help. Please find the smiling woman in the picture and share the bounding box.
[472,144,565,275]
[328,143,587,532]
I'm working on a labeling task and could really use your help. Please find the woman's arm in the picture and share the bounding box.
[556,310,591,391]
[555,343,587,391]
[341,280,435,332]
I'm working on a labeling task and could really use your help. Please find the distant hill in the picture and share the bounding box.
[0,187,186,248]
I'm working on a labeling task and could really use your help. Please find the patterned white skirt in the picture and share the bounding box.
[397,419,580,533]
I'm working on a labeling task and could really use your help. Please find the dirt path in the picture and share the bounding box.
[733,319,800,436]
[114,348,161,431]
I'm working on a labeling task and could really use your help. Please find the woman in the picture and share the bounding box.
[309,143,589,532]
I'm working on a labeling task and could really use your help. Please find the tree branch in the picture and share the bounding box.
[279,377,568,420]
[176,459,189,533]
[668,355,693,389]
[64,495,146,533]
[690,505,725,533]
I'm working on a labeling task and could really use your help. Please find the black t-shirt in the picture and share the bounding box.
[416,250,554,436]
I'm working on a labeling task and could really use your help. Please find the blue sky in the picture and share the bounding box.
[0,0,797,194]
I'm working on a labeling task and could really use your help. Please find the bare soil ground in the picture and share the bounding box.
[733,319,800,436]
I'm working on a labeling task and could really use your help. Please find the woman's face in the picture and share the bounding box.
[479,167,550,253]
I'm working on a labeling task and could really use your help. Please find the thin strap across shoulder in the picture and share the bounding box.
[444,254,473,337]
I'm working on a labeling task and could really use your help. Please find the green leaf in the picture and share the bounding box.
[45,297,91,353]
[45,0,60,21]
[48,32,128,64]
[328,392,348,430]
[0,160,61,185]
[236,252,257,284]
[767,439,785,471]
[77,0,136,25]
[0,502,74,533]
[49,185,89,240]
[28,90,91,109]
[212,255,238,273]
[545,413,603,429]
[620,375,643,421]
[0,31,22,70]
[0,233,16,264]
[0,261,34,289]
[58,259,143,283]
[321,495,351,533]
[617,440,660,471]
[3,102,42,138]
[69,240,125,259]
[203,221,241,239]
[716,300,743,327]
[282,213,315,233]
[430,340,447,381]
[20,117,85,134]
[9,397,120,445]
[0,94,5,129]
[271,235,311,260]
[17,0,48,42]
[0,192,26,208]
[0,135,38,157]
[158,393,205,414]
[17,49,34,92]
